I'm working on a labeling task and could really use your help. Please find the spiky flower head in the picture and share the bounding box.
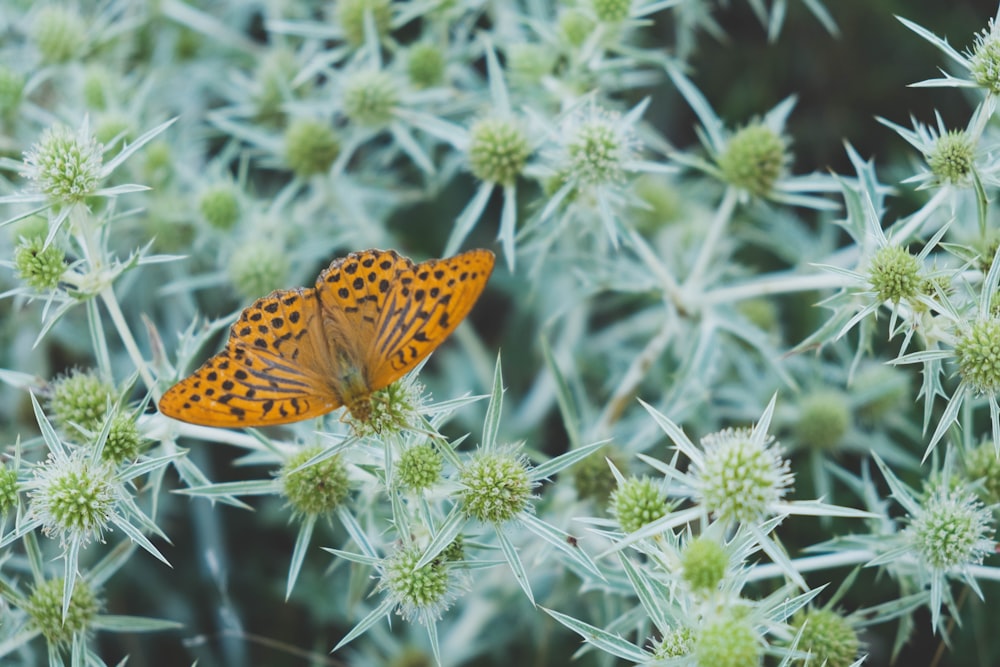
[281,447,351,517]
[32,6,87,64]
[680,535,728,593]
[350,377,425,438]
[652,626,694,659]
[197,181,241,231]
[26,577,100,649]
[694,611,762,667]
[593,0,631,23]
[717,123,789,198]
[610,476,667,533]
[283,118,340,177]
[27,449,118,547]
[969,18,1000,95]
[0,464,19,514]
[227,239,290,300]
[467,118,531,186]
[407,43,445,88]
[790,608,859,667]
[14,235,66,290]
[101,412,147,464]
[559,8,596,47]
[927,129,975,185]
[907,483,994,573]
[867,244,921,304]
[377,545,457,622]
[397,443,443,492]
[793,390,852,451]
[343,69,399,128]
[563,105,636,187]
[955,318,1000,394]
[573,445,626,506]
[694,427,792,525]
[337,0,393,47]
[21,123,104,205]
[458,449,534,524]
[964,440,1000,505]
[49,369,115,440]
[508,43,556,86]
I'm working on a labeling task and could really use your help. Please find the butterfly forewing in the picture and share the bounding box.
[158,287,343,427]
[366,249,495,390]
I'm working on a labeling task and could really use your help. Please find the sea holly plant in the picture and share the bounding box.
[327,355,607,664]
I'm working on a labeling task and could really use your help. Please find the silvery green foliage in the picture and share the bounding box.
[0,1,999,666]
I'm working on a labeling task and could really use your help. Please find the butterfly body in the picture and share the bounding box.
[159,248,495,427]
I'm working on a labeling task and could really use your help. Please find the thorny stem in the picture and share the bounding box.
[595,314,676,433]
[72,205,158,396]
[685,185,738,290]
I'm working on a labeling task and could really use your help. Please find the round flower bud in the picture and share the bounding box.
[226,240,290,301]
[49,370,115,440]
[868,245,921,304]
[559,8,595,47]
[32,6,87,64]
[955,318,1000,394]
[593,0,631,23]
[793,390,851,451]
[696,427,791,525]
[964,440,1000,505]
[14,236,66,290]
[694,613,761,667]
[101,412,146,464]
[680,535,728,593]
[572,445,626,507]
[928,130,974,185]
[26,578,100,648]
[407,43,445,88]
[909,485,993,572]
[378,545,454,621]
[467,118,531,186]
[970,20,1000,95]
[790,609,859,667]
[284,118,340,177]
[337,0,393,47]
[610,476,667,533]
[458,450,533,524]
[21,124,103,204]
[281,447,351,517]
[199,182,241,231]
[0,465,19,514]
[343,70,399,127]
[718,124,789,198]
[398,443,443,491]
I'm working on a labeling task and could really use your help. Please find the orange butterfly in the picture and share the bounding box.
[158,248,495,427]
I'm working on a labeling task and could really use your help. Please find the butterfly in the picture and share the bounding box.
[158,248,495,427]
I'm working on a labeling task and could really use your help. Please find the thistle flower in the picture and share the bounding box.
[226,239,291,300]
[281,447,351,518]
[609,476,667,533]
[25,577,100,649]
[13,235,66,289]
[49,369,115,441]
[32,6,87,64]
[397,443,443,492]
[376,545,460,623]
[789,608,860,667]
[283,118,341,177]
[614,396,873,588]
[2,117,175,245]
[458,447,535,524]
[869,455,995,633]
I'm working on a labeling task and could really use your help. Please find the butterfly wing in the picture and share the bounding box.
[159,287,343,427]
[365,248,495,390]
[313,249,416,403]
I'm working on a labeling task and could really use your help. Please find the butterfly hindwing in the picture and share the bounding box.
[158,287,342,427]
